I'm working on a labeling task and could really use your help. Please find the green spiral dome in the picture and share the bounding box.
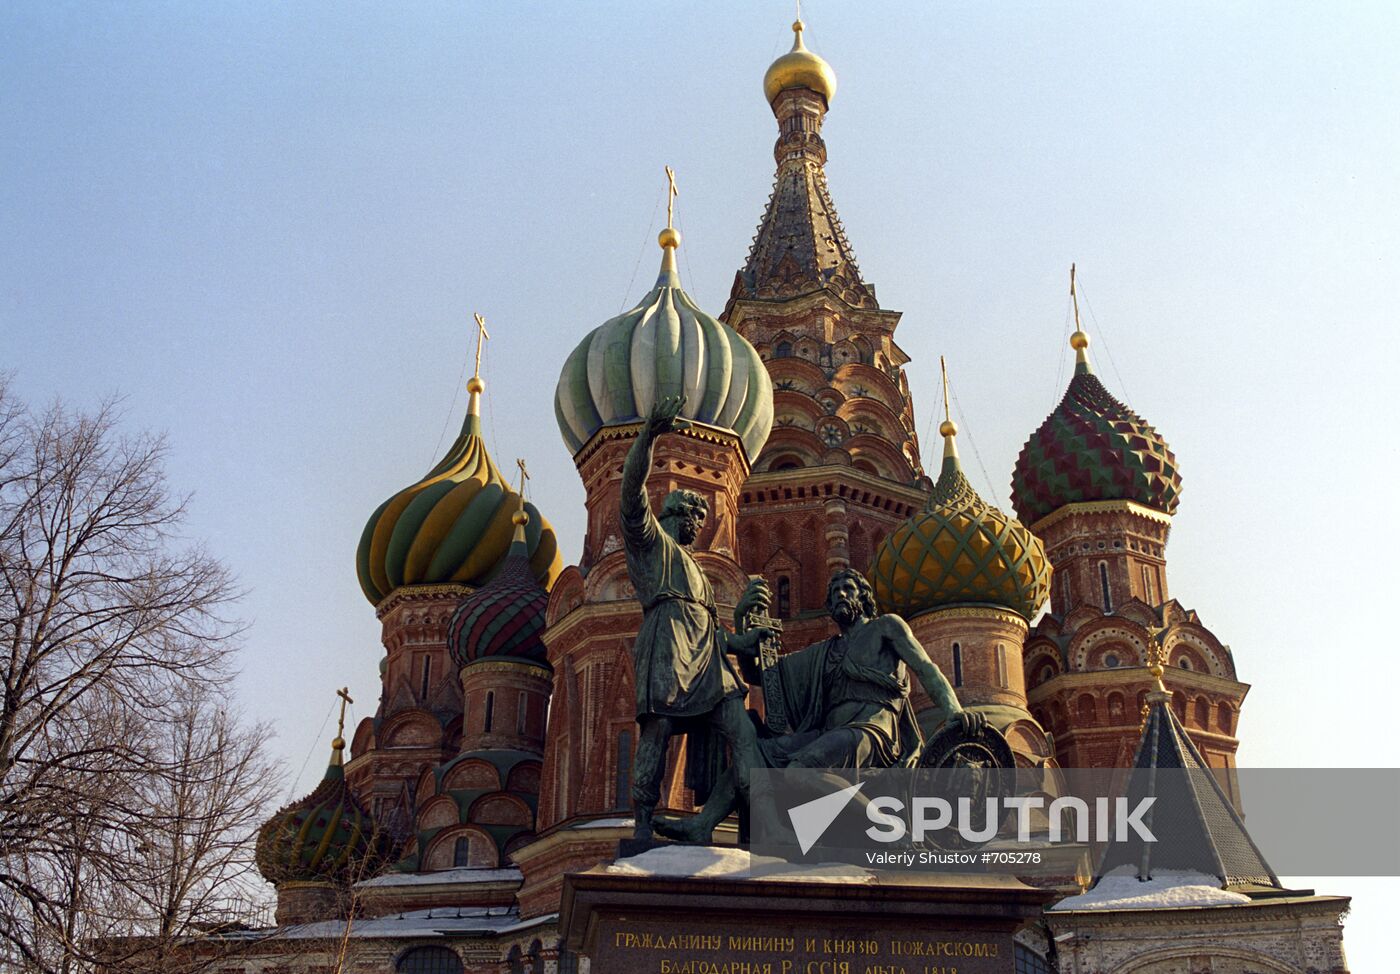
[356,410,562,606]
[255,755,391,886]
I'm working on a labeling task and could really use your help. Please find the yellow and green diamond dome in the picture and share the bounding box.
[873,426,1051,622]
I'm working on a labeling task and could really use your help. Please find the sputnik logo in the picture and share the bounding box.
[786,781,865,854]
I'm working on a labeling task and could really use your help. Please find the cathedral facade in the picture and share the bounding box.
[235,19,1347,974]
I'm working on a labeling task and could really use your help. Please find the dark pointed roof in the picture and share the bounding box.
[731,162,875,309]
[1096,682,1279,890]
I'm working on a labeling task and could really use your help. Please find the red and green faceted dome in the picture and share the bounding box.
[447,544,549,667]
[1012,366,1182,526]
[255,760,390,886]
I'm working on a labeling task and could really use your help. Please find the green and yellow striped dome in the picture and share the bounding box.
[356,394,562,606]
[872,432,1051,622]
[255,745,392,887]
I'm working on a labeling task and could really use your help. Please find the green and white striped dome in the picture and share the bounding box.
[554,238,774,463]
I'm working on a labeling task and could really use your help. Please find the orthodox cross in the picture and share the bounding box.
[940,354,952,423]
[471,312,491,380]
[335,686,353,740]
[664,165,678,230]
[1069,263,1082,330]
[516,457,530,498]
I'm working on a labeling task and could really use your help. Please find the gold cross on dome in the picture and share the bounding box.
[516,457,530,497]
[940,355,952,424]
[664,165,679,230]
[471,312,491,380]
[335,687,354,739]
[1069,263,1082,330]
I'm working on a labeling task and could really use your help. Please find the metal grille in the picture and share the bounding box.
[396,946,464,974]
[1014,943,1053,974]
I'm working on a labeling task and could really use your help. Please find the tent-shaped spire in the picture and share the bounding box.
[1095,665,1279,890]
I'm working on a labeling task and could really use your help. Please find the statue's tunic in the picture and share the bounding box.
[761,626,923,769]
[621,490,744,720]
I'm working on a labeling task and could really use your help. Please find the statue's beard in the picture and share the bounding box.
[678,517,702,545]
[831,597,860,627]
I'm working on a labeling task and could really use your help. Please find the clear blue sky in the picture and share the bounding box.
[4,0,1396,963]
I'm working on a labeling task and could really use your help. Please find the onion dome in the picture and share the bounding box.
[554,225,774,464]
[256,736,390,887]
[447,500,549,667]
[357,376,563,606]
[872,378,1051,621]
[1011,287,1182,527]
[763,19,837,106]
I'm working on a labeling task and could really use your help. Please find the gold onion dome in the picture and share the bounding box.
[255,739,392,887]
[356,378,563,606]
[872,414,1052,622]
[763,19,837,106]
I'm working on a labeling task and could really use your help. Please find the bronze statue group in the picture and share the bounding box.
[622,398,990,847]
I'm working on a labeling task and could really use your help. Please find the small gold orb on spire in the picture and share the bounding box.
[939,419,958,438]
[512,509,530,527]
[467,375,485,394]
[1070,330,1090,351]
[332,736,345,750]
[658,226,681,249]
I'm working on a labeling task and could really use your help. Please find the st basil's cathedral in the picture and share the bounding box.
[233,17,1350,974]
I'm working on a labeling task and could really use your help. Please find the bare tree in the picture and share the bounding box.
[0,378,280,972]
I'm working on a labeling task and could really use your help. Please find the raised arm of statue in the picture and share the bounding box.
[621,396,690,549]
[881,614,982,733]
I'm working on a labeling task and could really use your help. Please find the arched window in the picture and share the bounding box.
[951,643,963,688]
[558,942,579,974]
[995,644,1008,689]
[775,340,793,358]
[453,836,471,867]
[419,654,433,700]
[1194,697,1210,729]
[1103,652,1120,668]
[1077,694,1098,725]
[1141,564,1156,603]
[397,946,464,974]
[776,576,792,618]
[1217,702,1234,734]
[1178,656,1193,671]
[506,946,524,974]
[528,939,543,974]
[1098,561,1113,611]
[615,730,632,811]
[1058,571,1072,613]
[1014,942,1053,974]
[517,690,528,735]
[484,691,495,732]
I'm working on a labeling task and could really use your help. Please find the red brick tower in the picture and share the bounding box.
[520,226,773,915]
[1012,270,1248,788]
[347,358,563,841]
[721,19,929,653]
[871,365,1057,768]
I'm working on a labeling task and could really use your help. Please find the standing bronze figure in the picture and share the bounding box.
[622,396,771,841]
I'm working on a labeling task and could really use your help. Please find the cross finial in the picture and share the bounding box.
[471,312,491,381]
[1069,263,1081,330]
[664,165,678,231]
[940,355,951,425]
[335,687,353,740]
[515,457,530,497]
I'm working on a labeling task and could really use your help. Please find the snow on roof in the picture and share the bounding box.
[357,866,523,888]
[605,845,874,884]
[247,905,521,940]
[1050,868,1252,912]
